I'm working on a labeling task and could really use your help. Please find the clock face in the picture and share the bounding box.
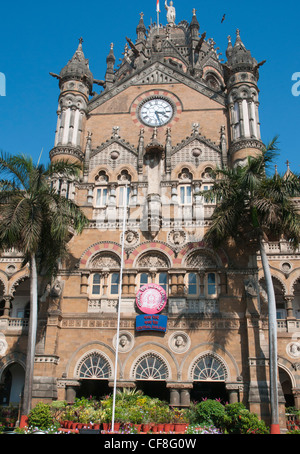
[139,98,174,127]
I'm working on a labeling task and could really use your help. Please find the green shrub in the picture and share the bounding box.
[218,402,268,434]
[28,402,57,430]
[194,399,225,426]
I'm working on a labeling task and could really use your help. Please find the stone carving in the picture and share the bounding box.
[122,230,139,247]
[244,278,258,297]
[287,342,300,359]
[165,0,176,25]
[168,230,186,246]
[0,333,8,356]
[137,253,168,268]
[169,331,190,354]
[90,253,120,269]
[113,331,134,353]
[186,252,216,268]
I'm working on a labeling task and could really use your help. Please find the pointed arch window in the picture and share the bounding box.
[134,353,169,380]
[192,354,227,381]
[76,352,112,379]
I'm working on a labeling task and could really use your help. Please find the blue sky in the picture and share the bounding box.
[0,0,299,174]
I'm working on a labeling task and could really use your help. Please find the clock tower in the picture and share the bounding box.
[40,5,287,428]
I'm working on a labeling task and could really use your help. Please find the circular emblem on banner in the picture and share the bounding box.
[136,283,167,314]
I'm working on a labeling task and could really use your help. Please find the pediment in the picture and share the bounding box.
[89,138,137,172]
[87,61,225,113]
[171,134,222,168]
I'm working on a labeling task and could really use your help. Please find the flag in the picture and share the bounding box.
[156,0,160,13]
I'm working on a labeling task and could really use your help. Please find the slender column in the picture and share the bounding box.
[285,296,296,319]
[3,295,12,317]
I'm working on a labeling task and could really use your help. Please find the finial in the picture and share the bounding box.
[227,35,231,43]
[192,8,196,15]
[286,160,290,170]
[79,37,83,44]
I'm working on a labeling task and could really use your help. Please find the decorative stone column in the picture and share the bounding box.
[2,295,12,317]
[225,383,240,403]
[169,388,180,406]
[285,296,295,319]
[65,381,80,403]
[180,388,191,407]
[292,388,300,410]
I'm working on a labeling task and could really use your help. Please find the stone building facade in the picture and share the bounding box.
[0,6,300,429]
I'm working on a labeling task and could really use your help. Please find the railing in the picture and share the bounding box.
[8,318,29,329]
[286,414,300,431]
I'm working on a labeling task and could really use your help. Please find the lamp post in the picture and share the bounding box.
[111,185,127,432]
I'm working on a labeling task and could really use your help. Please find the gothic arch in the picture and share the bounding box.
[135,250,170,269]
[112,164,138,182]
[0,352,26,380]
[0,271,8,295]
[122,341,180,380]
[188,351,229,382]
[74,350,113,380]
[130,350,171,381]
[89,165,113,183]
[179,342,240,382]
[9,271,30,296]
[290,274,300,295]
[179,243,225,268]
[79,241,123,268]
[64,341,118,380]
[126,242,175,267]
[278,356,299,389]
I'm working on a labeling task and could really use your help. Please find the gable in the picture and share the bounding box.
[87,61,226,114]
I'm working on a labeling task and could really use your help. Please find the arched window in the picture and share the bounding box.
[134,353,169,380]
[76,352,112,379]
[94,171,109,207]
[178,168,193,205]
[192,354,227,381]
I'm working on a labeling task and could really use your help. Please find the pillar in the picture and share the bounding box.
[3,295,12,317]
[169,388,180,406]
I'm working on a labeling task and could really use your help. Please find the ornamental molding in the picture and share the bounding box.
[49,145,84,162]
[87,61,226,114]
[229,138,265,154]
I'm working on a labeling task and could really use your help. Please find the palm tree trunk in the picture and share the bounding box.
[259,238,280,433]
[22,253,38,416]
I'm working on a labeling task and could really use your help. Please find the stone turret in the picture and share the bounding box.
[50,38,93,163]
[224,30,266,165]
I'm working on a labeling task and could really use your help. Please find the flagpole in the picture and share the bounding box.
[111,184,127,433]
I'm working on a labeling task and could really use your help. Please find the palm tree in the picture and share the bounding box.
[201,139,300,433]
[0,152,88,416]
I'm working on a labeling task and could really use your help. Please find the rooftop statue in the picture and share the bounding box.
[165,0,176,25]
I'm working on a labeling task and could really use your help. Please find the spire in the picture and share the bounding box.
[136,12,146,41]
[226,35,233,59]
[59,37,93,92]
[225,29,257,74]
[105,43,115,88]
[106,42,116,65]
[190,8,200,39]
